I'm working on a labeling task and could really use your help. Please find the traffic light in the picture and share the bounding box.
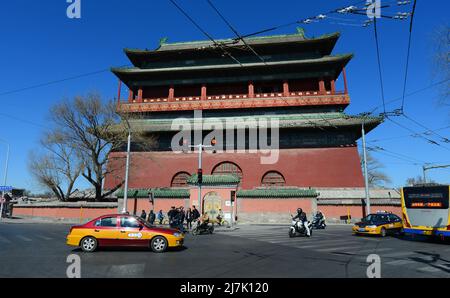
[198,168,203,184]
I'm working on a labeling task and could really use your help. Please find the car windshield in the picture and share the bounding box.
[363,214,389,223]
[136,217,153,228]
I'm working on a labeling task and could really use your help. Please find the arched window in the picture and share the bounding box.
[211,162,243,181]
[171,172,190,187]
[261,171,286,186]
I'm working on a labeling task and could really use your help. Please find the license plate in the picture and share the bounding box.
[358,228,366,232]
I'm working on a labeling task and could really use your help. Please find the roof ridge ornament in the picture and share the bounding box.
[159,37,169,46]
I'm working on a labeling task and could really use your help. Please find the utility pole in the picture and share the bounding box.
[423,164,450,183]
[189,144,212,212]
[121,120,132,214]
[361,121,371,215]
[0,139,10,221]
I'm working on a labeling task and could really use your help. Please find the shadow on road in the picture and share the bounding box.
[70,246,188,253]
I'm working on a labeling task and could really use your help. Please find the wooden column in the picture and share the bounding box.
[248,81,254,98]
[331,79,336,94]
[342,67,348,94]
[128,89,134,102]
[137,88,143,103]
[319,78,326,95]
[168,85,175,101]
[117,80,122,104]
[201,84,207,100]
[283,80,289,97]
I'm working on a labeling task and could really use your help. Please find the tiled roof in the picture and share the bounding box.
[187,174,240,186]
[237,188,318,198]
[121,112,383,133]
[115,188,190,198]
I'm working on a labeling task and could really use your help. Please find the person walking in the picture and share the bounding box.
[140,210,147,221]
[148,210,156,225]
[157,210,164,225]
[168,206,176,227]
[185,208,193,230]
[192,205,200,221]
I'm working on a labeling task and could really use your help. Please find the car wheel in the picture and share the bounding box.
[80,236,97,252]
[150,236,168,253]
[380,227,387,237]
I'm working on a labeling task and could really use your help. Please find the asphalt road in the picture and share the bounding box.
[1,222,450,278]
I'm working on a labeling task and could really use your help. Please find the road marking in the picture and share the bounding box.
[382,251,415,258]
[417,265,446,273]
[358,247,393,254]
[36,235,53,240]
[385,259,416,266]
[107,264,145,277]
[316,246,359,252]
[298,240,359,249]
[0,235,12,243]
[16,235,32,242]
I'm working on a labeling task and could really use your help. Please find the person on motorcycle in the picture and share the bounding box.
[293,208,311,236]
[198,212,210,231]
[315,210,324,221]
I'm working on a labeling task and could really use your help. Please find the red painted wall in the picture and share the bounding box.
[104,147,365,190]
[239,199,313,213]
[13,207,117,220]
[318,205,401,220]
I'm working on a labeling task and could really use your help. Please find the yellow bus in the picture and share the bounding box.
[401,184,450,238]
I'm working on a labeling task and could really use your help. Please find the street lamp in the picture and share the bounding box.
[121,119,131,214]
[0,138,10,220]
[189,143,212,211]
[361,119,371,216]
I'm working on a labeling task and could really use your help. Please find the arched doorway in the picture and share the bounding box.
[171,172,190,187]
[211,161,243,182]
[203,191,222,223]
[261,171,286,186]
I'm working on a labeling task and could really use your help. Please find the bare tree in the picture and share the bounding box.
[49,93,155,201]
[405,175,435,186]
[28,132,81,201]
[360,151,391,187]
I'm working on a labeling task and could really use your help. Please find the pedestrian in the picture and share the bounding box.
[148,210,156,225]
[140,209,147,220]
[168,206,176,226]
[192,205,200,221]
[179,206,186,228]
[157,210,164,225]
[185,208,193,230]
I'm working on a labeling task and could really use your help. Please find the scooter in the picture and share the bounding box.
[289,215,312,237]
[191,219,214,236]
[311,215,326,229]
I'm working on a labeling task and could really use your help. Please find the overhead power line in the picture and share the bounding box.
[400,0,418,113]
[0,68,111,97]
[205,0,267,65]
[373,17,387,114]
[168,0,243,66]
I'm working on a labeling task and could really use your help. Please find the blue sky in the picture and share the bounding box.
[0,0,449,193]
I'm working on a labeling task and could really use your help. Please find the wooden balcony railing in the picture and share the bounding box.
[117,91,350,113]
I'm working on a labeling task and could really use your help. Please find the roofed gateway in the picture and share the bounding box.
[105,29,383,222]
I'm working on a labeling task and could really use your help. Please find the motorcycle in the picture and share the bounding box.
[289,215,312,237]
[311,215,326,229]
[191,219,214,236]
